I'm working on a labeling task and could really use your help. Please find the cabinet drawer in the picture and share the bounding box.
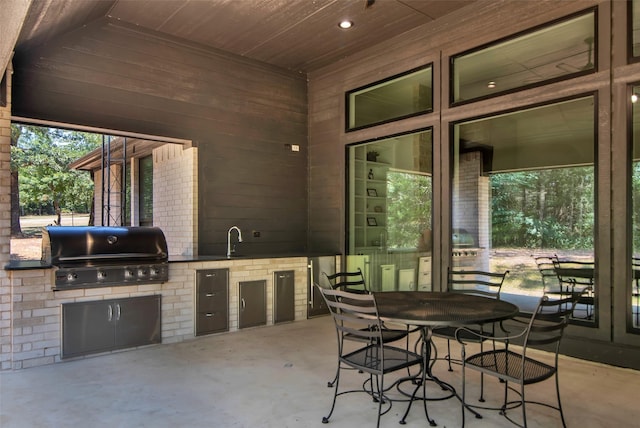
[196,311,228,335]
[197,292,227,312]
[196,268,229,336]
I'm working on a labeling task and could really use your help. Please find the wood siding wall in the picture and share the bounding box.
[11,18,308,255]
[307,0,640,368]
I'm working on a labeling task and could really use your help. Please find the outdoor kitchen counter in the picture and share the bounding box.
[5,252,337,269]
[168,252,336,262]
[4,260,52,270]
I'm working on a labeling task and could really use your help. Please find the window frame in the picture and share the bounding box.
[345,64,434,132]
[449,7,598,107]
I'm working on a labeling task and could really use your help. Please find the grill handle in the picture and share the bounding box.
[58,253,166,262]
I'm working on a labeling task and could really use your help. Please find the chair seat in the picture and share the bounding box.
[433,325,489,343]
[341,344,422,374]
[344,326,409,344]
[465,349,556,385]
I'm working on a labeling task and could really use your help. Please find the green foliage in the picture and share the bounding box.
[491,167,594,250]
[11,125,101,221]
[386,171,432,248]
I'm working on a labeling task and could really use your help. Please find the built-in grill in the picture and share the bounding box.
[43,226,169,290]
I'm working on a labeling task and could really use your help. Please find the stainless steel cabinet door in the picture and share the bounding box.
[239,280,266,328]
[274,270,295,323]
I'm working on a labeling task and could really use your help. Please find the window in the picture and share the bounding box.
[346,129,433,292]
[451,9,596,104]
[346,65,433,131]
[139,155,153,226]
[630,83,640,331]
[452,95,596,325]
[631,0,640,60]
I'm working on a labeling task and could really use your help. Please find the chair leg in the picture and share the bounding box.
[322,363,341,423]
[375,374,383,428]
[520,383,528,428]
[555,373,568,428]
[327,369,338,387]
[446,339,453,371]
[461,361,467,428]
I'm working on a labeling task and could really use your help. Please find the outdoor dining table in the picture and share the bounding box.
[373,291,520,425]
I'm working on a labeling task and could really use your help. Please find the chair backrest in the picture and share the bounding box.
[522,291,583,353]
[322,269,368,294]
[552,258,594,290]
[316,286,383,352]
[632,258,640,289]
[447,268,509,299]
[534,254,561,293]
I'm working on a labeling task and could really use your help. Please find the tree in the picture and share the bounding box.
[10,126,22,237]
[11,125,101,226]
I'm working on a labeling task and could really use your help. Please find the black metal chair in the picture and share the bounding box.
[431,268,509,401]
[633,258,640,327]
[533,254,562,296]
[317,286,430,428]
[321,269,413,387]
[552,258,594,320]
[323,269,369,294]
[457,291,584,428]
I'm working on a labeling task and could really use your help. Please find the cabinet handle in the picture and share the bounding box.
[241,298,246,310]
[206,273,215,277]
[107,305,113,322]
[205,312,213,317]
[116,303,121,321]
[205,293,215,297]
[309,261,315,306]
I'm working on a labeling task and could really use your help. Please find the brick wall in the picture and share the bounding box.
[0,62,12,369]
[452,151,490,271]
[3,256,318,369]
[153,144,198,257]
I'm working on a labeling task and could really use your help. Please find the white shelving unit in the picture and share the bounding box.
[350,145,393,254]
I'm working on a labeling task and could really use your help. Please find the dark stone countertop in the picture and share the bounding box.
[168,252,338,263]
[5,253,339,270]
[4,260,52,270]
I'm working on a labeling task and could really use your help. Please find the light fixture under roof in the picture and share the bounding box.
[632,93,638,103]
[339,20,354,29]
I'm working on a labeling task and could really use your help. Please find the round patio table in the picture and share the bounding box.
[374,291,519,327]
[373,291,520,425]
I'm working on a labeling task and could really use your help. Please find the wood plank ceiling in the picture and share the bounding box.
[12,0,476,73]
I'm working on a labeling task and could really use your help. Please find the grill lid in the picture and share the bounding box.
[42,226,168,267]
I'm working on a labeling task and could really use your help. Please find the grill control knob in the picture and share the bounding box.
[97,271,107,280]
[125,269,135,279]
[67,273,77,281]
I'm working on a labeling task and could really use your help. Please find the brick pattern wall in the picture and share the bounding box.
[0,63,12,370]
[153,144,197,257]
[452,151,490,271]
[4,256,317,369]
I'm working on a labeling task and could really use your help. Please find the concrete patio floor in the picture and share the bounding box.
[1,315,638,428]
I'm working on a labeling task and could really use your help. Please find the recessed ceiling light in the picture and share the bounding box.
[487,81,496,89]
[339,20,354,29]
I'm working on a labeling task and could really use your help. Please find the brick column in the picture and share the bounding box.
[453,150,490,270]
[0,60,13,369]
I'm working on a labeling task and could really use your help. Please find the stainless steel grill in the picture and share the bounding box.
[43,226,169,290]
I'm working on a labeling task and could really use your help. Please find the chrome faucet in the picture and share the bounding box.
[227,226,243,258]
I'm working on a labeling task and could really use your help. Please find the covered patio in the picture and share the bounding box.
[0,316,635,428]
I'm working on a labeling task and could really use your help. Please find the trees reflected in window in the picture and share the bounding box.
[453,96,596,324]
